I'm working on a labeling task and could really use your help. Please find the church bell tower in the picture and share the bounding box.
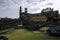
[25,8,27,13]
[19,6,22,20]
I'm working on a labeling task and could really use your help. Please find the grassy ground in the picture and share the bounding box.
[0,29,60,40]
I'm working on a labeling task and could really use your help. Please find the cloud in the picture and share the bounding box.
[0,0,48,12]
[0,0,60,18]
[47,3,53,5]
[20,0,47,13]
[0,0,20,18]
[0,0,20,9]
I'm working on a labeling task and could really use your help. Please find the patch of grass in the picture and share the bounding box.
[40,27,49,30]
[0,29,60,40]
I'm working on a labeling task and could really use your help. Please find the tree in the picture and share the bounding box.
[41,8,55,21]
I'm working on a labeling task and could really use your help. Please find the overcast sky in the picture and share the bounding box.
[0,0,60,18]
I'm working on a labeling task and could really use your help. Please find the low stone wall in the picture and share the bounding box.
[0,28,14,34]
[0,36,8,40]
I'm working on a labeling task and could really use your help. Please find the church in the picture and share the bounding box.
[19,6,60,23]
[19,6,47,23]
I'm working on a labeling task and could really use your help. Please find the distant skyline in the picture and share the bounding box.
[0,0,60,18]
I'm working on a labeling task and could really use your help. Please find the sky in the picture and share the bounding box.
[0,0,60,18]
